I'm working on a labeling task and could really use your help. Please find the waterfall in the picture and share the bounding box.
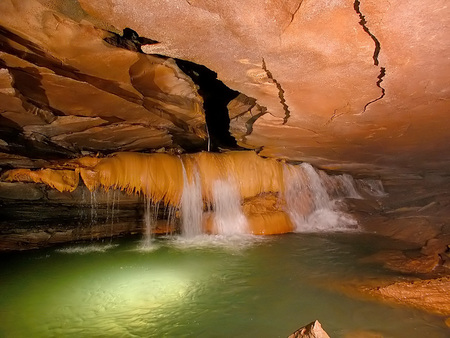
[211,179,248,235]
[57,151,388,237]
[284,163,357,232]
[180,164,203,237]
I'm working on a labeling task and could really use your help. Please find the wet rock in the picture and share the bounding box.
[0,221,146,250]
[361,277,450,316]
[361,216,442,247]
[361,250,440,274]
[421,236,450,256]
[288,320,330,338]
[0,182,44,200]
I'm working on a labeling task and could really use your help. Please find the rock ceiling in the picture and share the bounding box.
[0,0,449,178]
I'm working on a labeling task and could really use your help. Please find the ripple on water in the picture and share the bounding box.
[168,234,269,252]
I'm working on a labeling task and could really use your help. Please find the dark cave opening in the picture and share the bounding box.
[175,59,241,152]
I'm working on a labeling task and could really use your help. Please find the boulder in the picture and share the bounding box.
[288,320,330,338]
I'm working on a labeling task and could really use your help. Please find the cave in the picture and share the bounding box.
[0,0,449,336]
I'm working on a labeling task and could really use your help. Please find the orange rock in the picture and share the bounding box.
[445,317,450,328]
[364,277,450,316]
[247,212,294,235]
[2,168,79,192]
[362,250,440,274]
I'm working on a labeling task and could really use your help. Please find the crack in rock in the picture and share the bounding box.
[261,58,291,124]
[353,0,381,66]
[362,66,386,112]
[286,0,303,30]
[353,0,386,113]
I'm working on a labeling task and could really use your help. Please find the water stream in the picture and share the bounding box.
[0,233,447,337]
[181,163,203,237]
[211,179,248,235]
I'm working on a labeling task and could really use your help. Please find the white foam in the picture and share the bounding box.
[56,243,118,254]
[169,234,266,251]
[211,179,249,235]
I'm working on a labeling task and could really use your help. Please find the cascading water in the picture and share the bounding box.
[45,151,386,239]
[283,163,358,232]
[211,179,248,235]
[180,164,203,237]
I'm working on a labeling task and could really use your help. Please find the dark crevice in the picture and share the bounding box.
[353,0,381,66]
[104,27,159,53]
[244,106,267,138]
[175,59,242,151]
[261,58,291,124]
[353,0,387,113]
[0,114,76,160]
[362,67,386,112]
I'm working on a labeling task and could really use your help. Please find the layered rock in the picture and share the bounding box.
[0,0,207,159]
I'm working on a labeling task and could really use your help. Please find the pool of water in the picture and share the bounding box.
[0,233,448,337]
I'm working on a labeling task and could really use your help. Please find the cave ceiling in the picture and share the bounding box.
[0,0,449,178]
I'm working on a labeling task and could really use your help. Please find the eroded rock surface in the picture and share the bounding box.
[0,0,207,158]
[78,0,450,176]
[361,277,450,316]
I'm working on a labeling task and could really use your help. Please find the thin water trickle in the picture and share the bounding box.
[142,197,159,248]
[90,190,98,225]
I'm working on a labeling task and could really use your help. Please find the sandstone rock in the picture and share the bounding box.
[361,217,442,246]
[0,182,44,200]
[362,277,450,316]
[288,320,330,338]
[421,236,450,256]
[361,250,440,274]
[0,0,207,156]
[0,0,446,178]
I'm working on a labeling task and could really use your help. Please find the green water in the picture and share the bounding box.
[0,233,448,337]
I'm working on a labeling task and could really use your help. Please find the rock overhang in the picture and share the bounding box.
[0,0,448,180]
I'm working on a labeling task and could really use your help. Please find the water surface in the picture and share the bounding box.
[0,233,447,337]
